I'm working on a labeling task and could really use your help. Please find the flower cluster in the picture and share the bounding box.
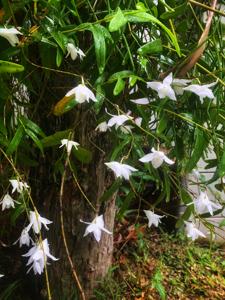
[0,179,58,275]
[145,72,216,102]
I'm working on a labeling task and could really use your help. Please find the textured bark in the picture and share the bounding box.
[27,55,117,298]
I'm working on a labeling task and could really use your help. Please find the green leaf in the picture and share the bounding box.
[126,11,181,56]
[72,146,92,164]
[24,127,44,155]
[108,70,135,83]
[218,144,225,177]
[89,24,107,74]
[185,128,209,173]
[41,130,72,147]
[0,60,24,73]
[160,2,187,20]
[113,77,125,95]
[53,95,78,116]
[118,190,135,219]
[138,39,163,55]
[56,48,63,67]
[50,31,67,52]
[19,116,46,138]
[109,8,127,32]
[6,125,24,155]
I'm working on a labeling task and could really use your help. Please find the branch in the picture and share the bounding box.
[177,0,217,77]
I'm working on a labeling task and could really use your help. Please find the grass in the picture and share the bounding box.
[94,221,225,300]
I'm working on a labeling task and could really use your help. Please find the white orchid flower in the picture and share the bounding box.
[134,117,142,127]
[0,27,22,46]
[172,78,192,95]
[9,179,29,194]
[0,193,19,210]
[28,211,52,234]
[59,139,80,154]
[107,114,130,128]
[23,239,58,275]
[105,161,138,180]
[185,221,206,241]
[95,121,109,132]
[144,210,164,227]
[130,98,149,105]
[65,84,97,104]
[183,82,216,102]
[139,147,174,169]
[193,191,222,216]
[14,226,32,247]
[66,43,85,61]
[147,73,176,100]
[80,215,112,242]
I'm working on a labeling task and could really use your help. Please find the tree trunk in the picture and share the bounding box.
[49,112,116,299]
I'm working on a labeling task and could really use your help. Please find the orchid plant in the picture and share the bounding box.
[0,0,224,298]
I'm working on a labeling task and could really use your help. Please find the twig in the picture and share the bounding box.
[178,0,217,77]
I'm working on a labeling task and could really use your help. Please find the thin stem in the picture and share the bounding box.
[59,156,86,300]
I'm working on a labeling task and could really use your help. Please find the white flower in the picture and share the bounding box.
[130,98,149,105]
[193,191,222,216]
[147,73,176,100]
[107,114,130,128]
[139,147,174,168]
[66,43,85,61]
[95,121,109,132]
[28,211,52,234]
[0,193,18,210]
[183,82,216,102]
[172,78,192,95]
[23,239,58,275]
[0,27,22,46]
[59,139,80,154]
[9,179,29,194]
[105,161,138,180]
[14,226,32,247]
[153,0,158,5]
[65,84,97,104]
[185,221,206,241]
[134,117,142,127]
[0,274,4,278]
[80,215,112,242]
[144,210,164,227]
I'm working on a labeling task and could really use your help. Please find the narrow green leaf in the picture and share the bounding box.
[113,77,125,95]
[118,191,135,219]
[24,127,44,155]
[56,48,63,67]
[160,2,187,20]
[6,125,24,155]
[108,70,135,83]
[0,60,24,73]
[218,145,225,177]
[20,116,46,138]
[89,24,107,74]
[109,8,127,32]
[185,128,209,173]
